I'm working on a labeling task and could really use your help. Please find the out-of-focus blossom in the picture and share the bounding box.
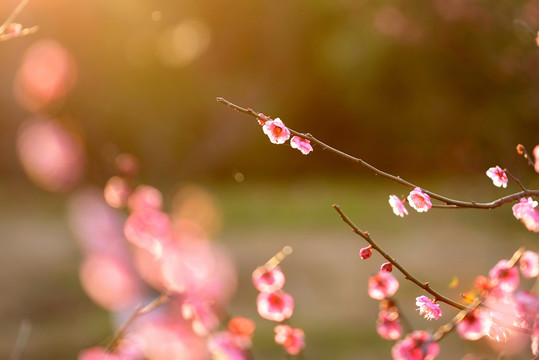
[116,153,140,176]
[252,265,285,293]
[489,259,519,294]
[415,296,442,320]
[533,145,539,173]
[256,290,294,322]
[512,198,537,220]
[407,188,432,213]
[520,250,539,278]
[228,317,255,338]
[377,309,402,340]
[207,331,250,360]
[486,322,511,343]
[391,331,439,360]
[514,291,539,320]
[14,40,77,111]
[181,298,219,336]
[104,176,131,208]
[274,325,305,355]
[532,323,539,357]
[79,253,141,311]
[456,309,490,341]
[78,347,120,360]
[17,118,85,192]
[290,136,313,155]
[7,23,22,37]
[262,118,290,144]
[486,166,508,188]
[381,262,393,273]
[389,195,408,217]
[368,271,399,300]
[124,209,172,258]
[474,275,494,293]
[359,245,373,260]
[128,185,163,212]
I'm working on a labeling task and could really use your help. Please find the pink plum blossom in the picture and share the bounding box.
[274,325,305,355]
[252,265,286,293]
[381,262,393,273]
[486,166,508,188]
[512,197,538,220]
[389,195,408,217]
[290,136,313,155]
[256,290,294,322]
[391,331,439,360]
[207,331,250,360]
[377,310,402,340]
[415,296,442,320]
[228,317,255,338]
[368,271,399,300]
[128,185,163,211]
[359,246,373,260]
[124,208,172,258]
[262,118,290,144]
[456,309,490,340]
[78,347,120,360]
[489,259,520,294]
[407,188,432,213]
[104,176,131,208]
[534,145,539,173]
[520,250,539,278]
[521,209,539,232]
[532,323,539,357]
[7,23,23,37]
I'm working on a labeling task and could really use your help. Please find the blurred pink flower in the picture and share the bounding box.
[7,23,22,37]
[17,118,85,192]
[389,195,408,217]
[104,176,131,209]
[512,197,537,220]
[181,298,219,336]
[274,325,305,355]
[115,153,140,176]
[520,250,539,278]
[534,145,539,173]
[124,209,172,258]
[416,296,442,320]
[128,185,163,212]
[256,290,294,322]
[532,322,539,357]
[207,331,250,360]
[79,253,141,311]
[290,136,313,155]
[368,271,399,300]
[407,188,432,213]
[489,259,520,294]
[391,331,439,360]
[456,309,490,340]
[78,347,120,360]
[486,166,508,188]
[359,245,373,260]
[252,265,285,293]
[377,310,402,340]
[228,317,255,338]
[262,118,290,144]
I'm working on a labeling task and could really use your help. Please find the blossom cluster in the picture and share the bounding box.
[252,257,306,355]
[258,114,313,155]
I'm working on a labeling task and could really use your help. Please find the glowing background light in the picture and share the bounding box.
[156,19,211,67]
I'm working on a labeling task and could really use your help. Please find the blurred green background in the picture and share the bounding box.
[0,0,538,359]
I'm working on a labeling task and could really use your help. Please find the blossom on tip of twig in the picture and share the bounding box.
[407,188,432,213]
[381,262,393,273]
[389,195,408,217]
[415,296,442,320]
[486,166,508,188]
[262,118,290,144]
[274,325,305,355]
[252,265,285,293]
[290,136,313,155]
[368,271,399,300]
[359,245,373,260]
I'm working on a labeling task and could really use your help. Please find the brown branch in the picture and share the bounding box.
[217,97,539,210]
[332,204,467,310]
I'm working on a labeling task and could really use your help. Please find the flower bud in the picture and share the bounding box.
[359,246,373,260]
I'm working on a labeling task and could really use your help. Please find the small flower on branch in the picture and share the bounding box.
[274,324,305,355]
[416,296,442,320]
[407,188,432,213]
[262,118,290,144]
[489,259,520,294]
[359,245,373,260]
[389,195,408,217]
[456,309,491,341]
[256,290,294,322]
[290,136,313,155]
[380,262,393,273]
[486,166,508,188]
[368,271,399,300]
[252,265,286,293]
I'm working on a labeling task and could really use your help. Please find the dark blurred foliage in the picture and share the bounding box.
[1,0,538,187]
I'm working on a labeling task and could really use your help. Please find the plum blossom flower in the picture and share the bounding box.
[389,195,408,217]
[127,185,163,211]
[228,317,256,338]
[534,145,539,173]
[123,208,172,258]
[512,197,538,220]
[381,262,393,273]
[407,188,432,213]
[256,290,294,322]
[274,325,305,355]
[520,250,539,278]
[486,166,508,188]
[252,266,285,293]
[377,309,402,340]
[262,118,290,144]
[78,347,120,360]
[391,331,439,360]
[359,246,372,260]
[456,309,490,340]
[489,259,520,293]
[368,271,399,300]
[104,176,131,208]
[208,331,250,360]
[290,136,313,155]
[416,296,442,320]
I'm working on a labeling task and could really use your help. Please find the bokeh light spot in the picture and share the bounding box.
[156,19,211,67]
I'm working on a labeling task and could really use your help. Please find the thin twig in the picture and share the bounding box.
[217,97,539,209]
[0,0,30,34]
[107,293,170,351]
[516,144,535,167]
[0,25,38,41]
[433,297,482,342]
[332,204,467,310]
[9,320,31,360]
